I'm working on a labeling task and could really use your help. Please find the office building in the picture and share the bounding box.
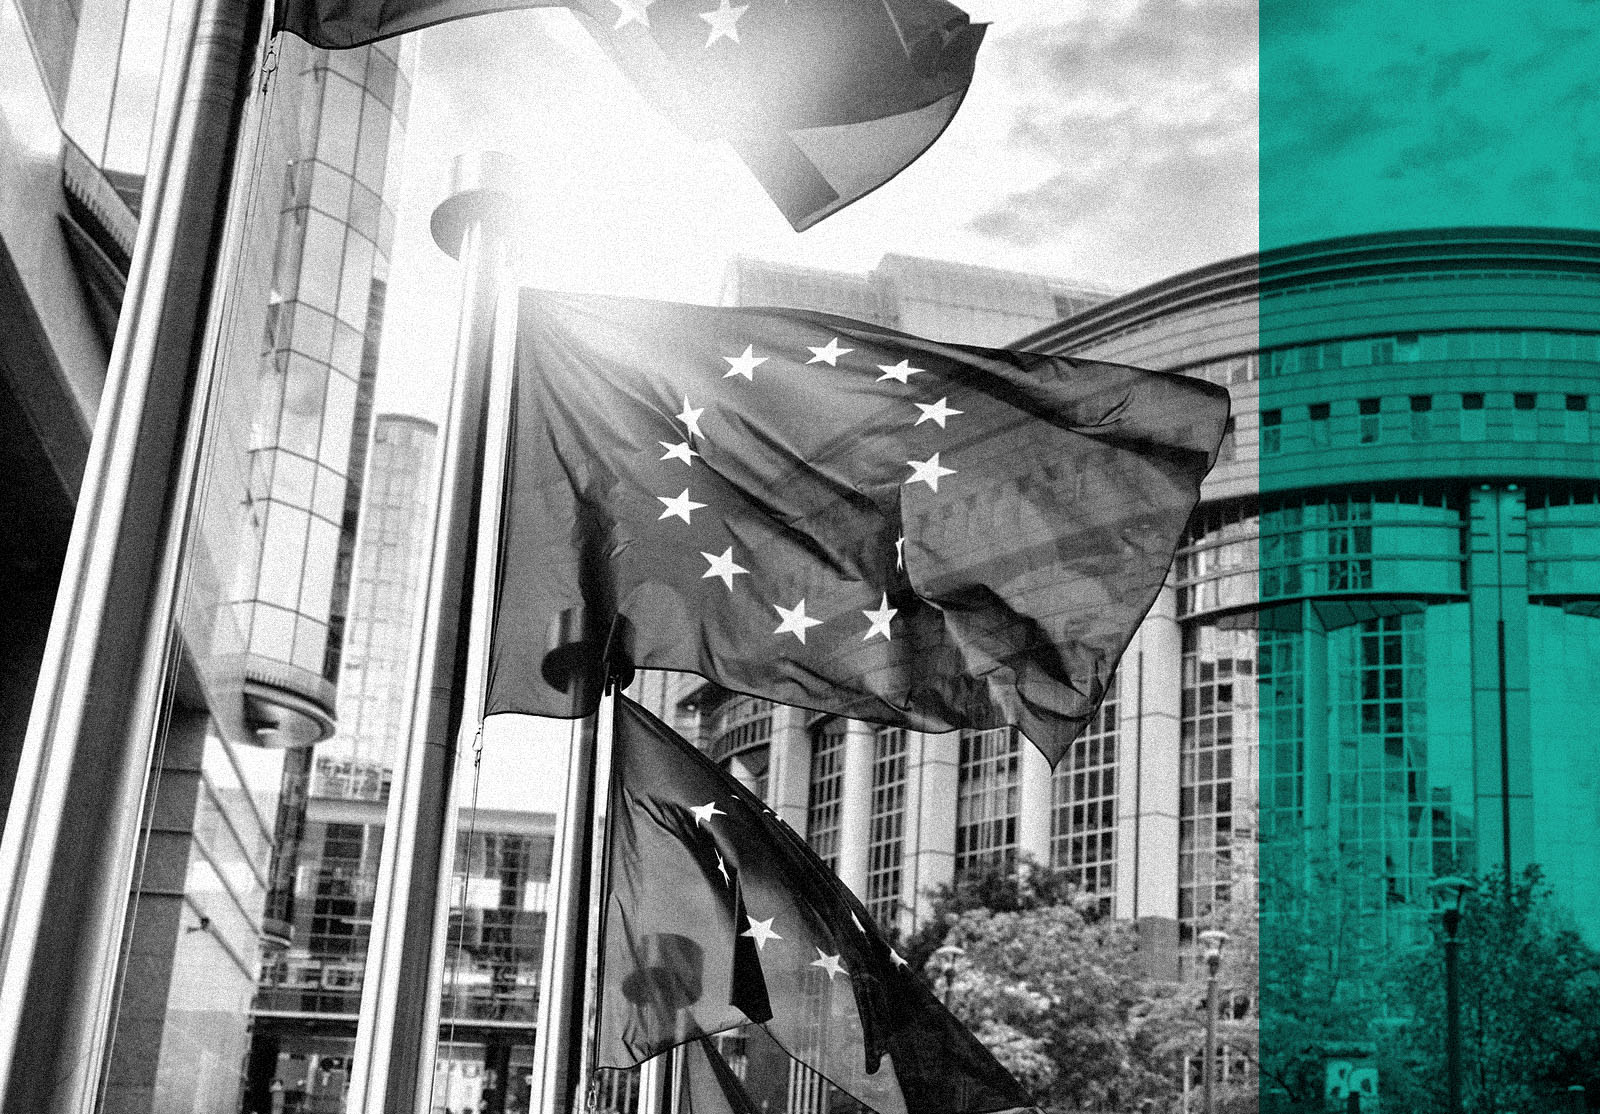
[0,2,418,1107]
[721,253,1114,349]
[677,234,1600,976]
[1031,227,1600,948]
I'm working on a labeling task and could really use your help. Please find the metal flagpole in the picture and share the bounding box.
[533,688,607,1114]
[0,0,265,1108]
[346,151,524,1114]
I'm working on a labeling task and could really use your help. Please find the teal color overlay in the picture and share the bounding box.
[1259,3,1600,1111]
[1261,0,1600,249]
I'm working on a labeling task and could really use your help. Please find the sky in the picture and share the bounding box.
[372,0,1260,421]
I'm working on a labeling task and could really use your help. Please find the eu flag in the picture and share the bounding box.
[598,695,1032,1114]
[274,0,983,231]
[487,291,1228,766]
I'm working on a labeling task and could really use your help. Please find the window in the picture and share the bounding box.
[1051,676,1118,914]
[1261,409,1281,455]
[1309,402,1331,449]
[956,727,1021,876]
[1565,395,1590,444]
[1460,393,1485,441]
[1358,398,1381,444]
[1179,626,1253,943]
[865,728,908,929]
[1513,393,1537,442]
[1409,395,1431,440]
[1218,417,1236,462]
[806,720,847,870]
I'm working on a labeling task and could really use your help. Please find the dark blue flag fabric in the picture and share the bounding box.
[679,1037,764,1114]
[274,0,983,231]
[597,694,1032,1114]
[486,291,1229,766]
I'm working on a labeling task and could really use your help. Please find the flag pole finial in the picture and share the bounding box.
[430,150,526,260]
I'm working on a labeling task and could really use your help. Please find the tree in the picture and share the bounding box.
[901,855,1083,974]
[910,858,1233,1113]
[1253,846,1385,1112]
[1383,867,1600,1114]
[936,901,1173,1112]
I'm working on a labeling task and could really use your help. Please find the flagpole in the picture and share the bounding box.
[346,151,523,1114]
[574,676,628,1114]
[532,675,611,1114]
[0,0,265,1108]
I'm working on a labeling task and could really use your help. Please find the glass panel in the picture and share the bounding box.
[258,503,311,610]
[102,0,180,179]
[97,37,418,1114]
[317,70,363,172]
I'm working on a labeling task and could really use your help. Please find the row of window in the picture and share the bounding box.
[1183,329,1600,388]
[1261,392,1592,452]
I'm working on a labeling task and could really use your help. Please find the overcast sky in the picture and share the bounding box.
[373,0,1259,420]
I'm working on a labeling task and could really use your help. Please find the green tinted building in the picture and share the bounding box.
[1025,227,1600,945]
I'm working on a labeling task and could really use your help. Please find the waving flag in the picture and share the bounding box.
[598,695,1031,1114]
[274,0,984,231]
[486,291,1228,765]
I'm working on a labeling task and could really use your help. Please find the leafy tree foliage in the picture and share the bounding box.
[1381,867,1600,1114]
[911,858,1254,1113]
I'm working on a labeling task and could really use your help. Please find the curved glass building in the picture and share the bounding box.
[653,232,1600,973]
[1028,226,1600,946]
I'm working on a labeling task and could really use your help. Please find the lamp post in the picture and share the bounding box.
[1198,929,1229,1114]
[933,943,966,1009]
[1430,877,1472,1114]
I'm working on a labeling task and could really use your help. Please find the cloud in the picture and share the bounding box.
[965,0,1258,284]
[1258,0,1600,247]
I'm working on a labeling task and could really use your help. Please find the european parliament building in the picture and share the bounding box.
[658,230,1600,967]
[5,3,1599,1095]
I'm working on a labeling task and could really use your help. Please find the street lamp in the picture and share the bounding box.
[933,943,966,1009]
[1198,929,1229,1114]
[1430,877,1473,1114]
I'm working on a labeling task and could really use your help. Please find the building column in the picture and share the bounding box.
[1467,484,1534,881]
[767,705,812,832]
[902,730,958,932]
[1118,584,1181,924]
[1017,740,1054,868]
[835,721,876,899]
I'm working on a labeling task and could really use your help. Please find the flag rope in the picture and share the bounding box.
[437,722,486,1113]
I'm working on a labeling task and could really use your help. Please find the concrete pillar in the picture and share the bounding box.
[1467,484,1534,882]
[836,721,876,899]
[1118,584,1182,923]
[767,705,812,832]
[903,730,958,931]
[1017,739,1054,867]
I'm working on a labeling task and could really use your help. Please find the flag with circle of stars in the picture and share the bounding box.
[487,289,1229,767]
[276,0,983,233]
[597,695,1032,1114]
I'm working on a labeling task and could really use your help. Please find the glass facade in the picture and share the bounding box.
[1179,626,1253,944]
[711,694,775,802]
[236,38,414,739]
[864,726,907,930]
[954,727,1021,877]
[1050,676,1118,912]
[805,718,845,870]
[59,0,192,211]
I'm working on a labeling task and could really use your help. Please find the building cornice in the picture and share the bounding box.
[1023,227,1600,354]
